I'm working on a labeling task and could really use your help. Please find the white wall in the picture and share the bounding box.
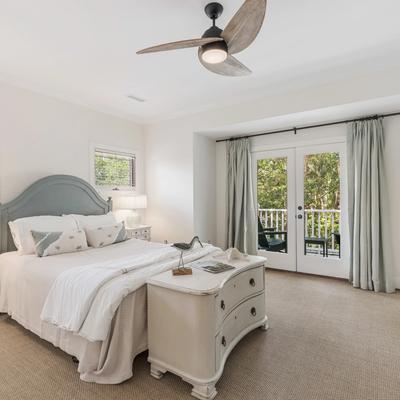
[144,120,195,243]
[193,134,216,244]
[0,82,144,204]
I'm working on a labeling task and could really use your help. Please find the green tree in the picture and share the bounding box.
[257,158,287,209]
[304,153,340,210]
[257,152,341,242]
[95,153,134,187]
[257,153,340,211]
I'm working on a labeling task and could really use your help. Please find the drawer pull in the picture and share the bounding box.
[221,336,226,347]
[220,300,225,310]
[249,278,256,287]
[251,307,257,317]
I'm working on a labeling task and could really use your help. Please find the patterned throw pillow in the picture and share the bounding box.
[85,222,128,248]
[31,229,88,257]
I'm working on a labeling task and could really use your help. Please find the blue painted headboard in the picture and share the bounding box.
[0,175,112,253]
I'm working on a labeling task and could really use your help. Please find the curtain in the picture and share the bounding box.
[347,118,394,293]
[226,138,257,255]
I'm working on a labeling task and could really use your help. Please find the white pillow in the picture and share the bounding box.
[8,215,80,255]
[65,212,117,230]
[85,222,127,248]
[31,229,88,257]
[9,221,22,251]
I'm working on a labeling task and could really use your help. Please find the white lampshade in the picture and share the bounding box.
[115,195,147,210]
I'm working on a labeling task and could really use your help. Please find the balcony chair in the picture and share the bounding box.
[258,218,287,253]
[332,232,341,258]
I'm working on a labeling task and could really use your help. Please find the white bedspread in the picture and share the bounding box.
[41,240,219,341]
[0,239,221,384]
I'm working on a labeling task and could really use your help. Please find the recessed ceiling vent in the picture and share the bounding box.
[127,94,146,103]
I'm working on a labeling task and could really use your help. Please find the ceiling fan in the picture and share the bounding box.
[136,0,267,77]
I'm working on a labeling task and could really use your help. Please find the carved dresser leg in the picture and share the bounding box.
[191,383,217,400]
[260,322,269,331]
[150,363,166,380]
[260,316,269,331]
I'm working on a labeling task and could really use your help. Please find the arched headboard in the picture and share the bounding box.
[0,175,112,253]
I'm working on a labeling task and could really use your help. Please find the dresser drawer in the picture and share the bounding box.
[215,292,265,369]
[215,266,264,326]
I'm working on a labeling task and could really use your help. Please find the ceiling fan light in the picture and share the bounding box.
[201,40,228,64]
[202,48,227,64]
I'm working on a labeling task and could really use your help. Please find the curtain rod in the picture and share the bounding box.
[215,111,400,143]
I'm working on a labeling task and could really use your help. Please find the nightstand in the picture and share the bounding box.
[147,255,268,400]
[126,225,151,241]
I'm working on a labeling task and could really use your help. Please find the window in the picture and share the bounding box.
[94,148,136,190]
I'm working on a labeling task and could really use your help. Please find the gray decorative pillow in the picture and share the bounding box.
[31,229,88,257]
[85,222,128,248]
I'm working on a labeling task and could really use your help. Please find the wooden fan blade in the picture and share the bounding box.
[222,0,267,54]
[137,37,223,54]
[198,49,251,76]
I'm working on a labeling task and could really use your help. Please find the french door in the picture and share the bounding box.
[254,143,348,279]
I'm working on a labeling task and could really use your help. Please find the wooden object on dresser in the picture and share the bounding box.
[126,225,151,241]
[147,255,268,400]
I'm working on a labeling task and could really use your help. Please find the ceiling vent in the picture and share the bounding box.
[126,94,146,103]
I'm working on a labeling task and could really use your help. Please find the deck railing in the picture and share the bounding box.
[258,208,341,250]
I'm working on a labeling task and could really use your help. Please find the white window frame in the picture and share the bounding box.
[90,143,138,192]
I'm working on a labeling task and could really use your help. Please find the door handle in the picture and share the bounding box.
[297,214,303,219]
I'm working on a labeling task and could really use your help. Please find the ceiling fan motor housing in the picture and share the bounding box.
[204,2,224,20]
[202,25,223,39]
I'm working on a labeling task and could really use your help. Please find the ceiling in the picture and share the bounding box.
[1,0,400,123]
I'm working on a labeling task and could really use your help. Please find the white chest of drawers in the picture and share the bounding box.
[147,255,268,400]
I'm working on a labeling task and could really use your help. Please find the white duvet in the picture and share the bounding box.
[0,239,220,344]
[40,239,220,341]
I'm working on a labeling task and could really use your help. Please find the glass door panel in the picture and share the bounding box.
[254,149,296,271]
[303,152,341,258]
[296,143,348,278]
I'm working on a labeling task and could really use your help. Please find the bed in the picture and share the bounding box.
[0,175,218,384]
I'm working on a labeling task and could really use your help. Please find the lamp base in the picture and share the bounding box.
[126,212,140,229]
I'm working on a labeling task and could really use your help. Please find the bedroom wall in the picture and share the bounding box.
[0,82,145,204]
[193,134,216,245]
[144,119,196,244]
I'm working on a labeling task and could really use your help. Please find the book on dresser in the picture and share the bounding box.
[146,255,268,400]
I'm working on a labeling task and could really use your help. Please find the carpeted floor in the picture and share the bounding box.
[1,270,400,400]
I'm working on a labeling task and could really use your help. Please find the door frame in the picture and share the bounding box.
[253,140,349,279]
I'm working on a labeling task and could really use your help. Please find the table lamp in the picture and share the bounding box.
[114,195,147,228]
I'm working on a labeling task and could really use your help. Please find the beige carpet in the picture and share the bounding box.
[1,270,400,400]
